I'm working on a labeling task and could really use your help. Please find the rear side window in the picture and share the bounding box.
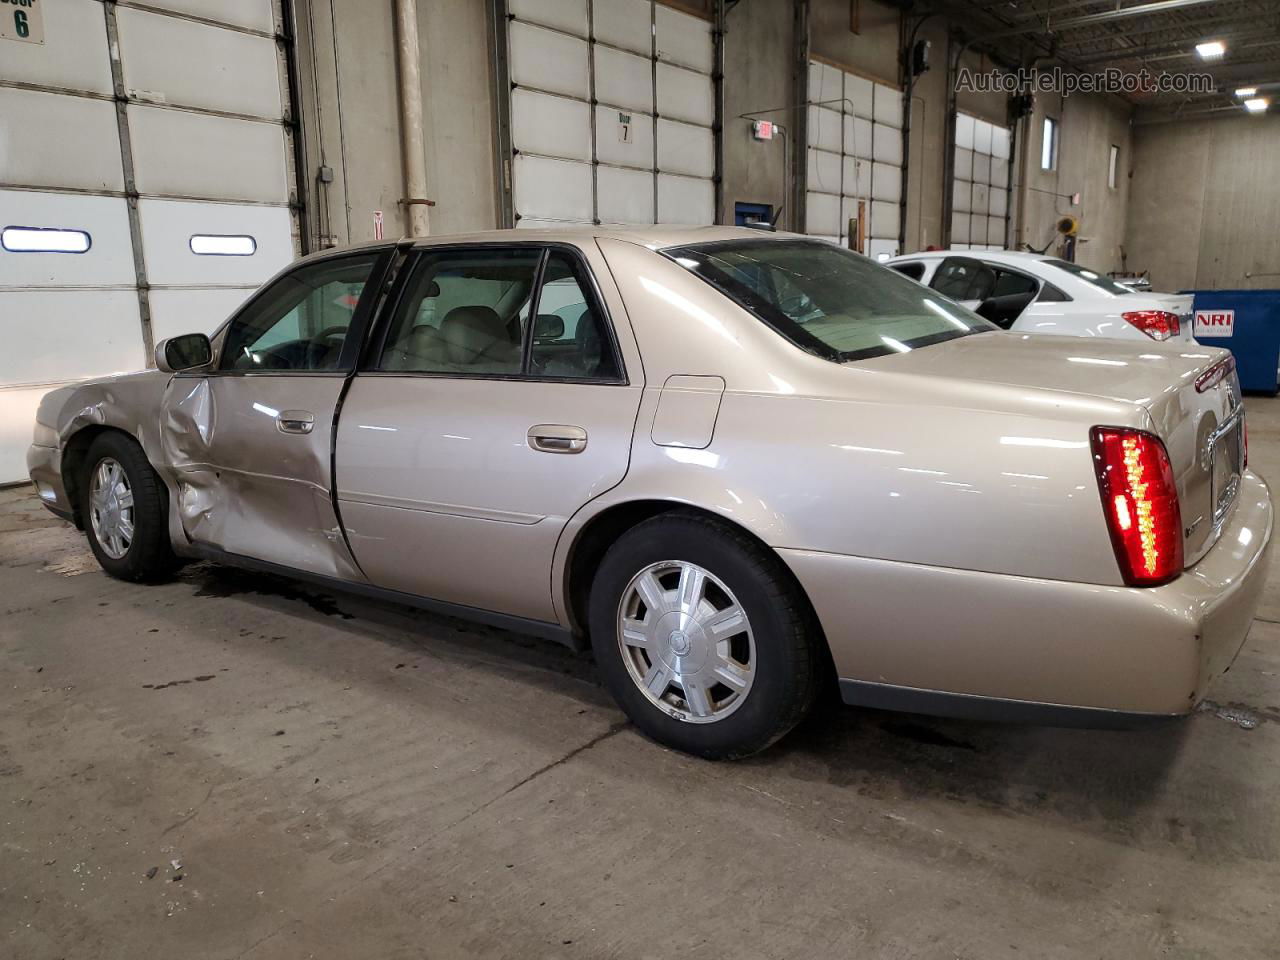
[376,247,623,381]
[992,269,1038,298]
[1036,282,1071,303]
[890,261,926,282]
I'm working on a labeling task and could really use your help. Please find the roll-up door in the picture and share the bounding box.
[503,0,716,229]
[0,0,299,483]
[804,60,903,261]
[951,112,1012,251]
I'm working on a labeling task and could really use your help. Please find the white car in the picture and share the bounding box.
[886,249,1194,343]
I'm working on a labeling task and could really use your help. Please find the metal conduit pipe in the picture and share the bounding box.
[395,0,431,237]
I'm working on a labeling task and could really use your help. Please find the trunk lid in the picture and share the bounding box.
[861,332,1244,565]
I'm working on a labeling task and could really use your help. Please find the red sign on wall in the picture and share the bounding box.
[1194,309,1235,338]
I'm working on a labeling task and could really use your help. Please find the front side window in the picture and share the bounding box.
[1044,258,1133,296]
[377,247,623,381]
[220,253,380,371]
[666,240,995,362]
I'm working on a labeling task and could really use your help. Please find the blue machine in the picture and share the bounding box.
[1185,289,1280,394]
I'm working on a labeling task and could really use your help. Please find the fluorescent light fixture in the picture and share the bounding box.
[1244,97,1269,114]
[2,226,91,253]
[1235,87,1258,98]
[1195,40,1225,59]
[190,234,257,256]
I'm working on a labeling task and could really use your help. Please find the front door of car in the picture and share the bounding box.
[160,249,392,579]
[333,243,643,624]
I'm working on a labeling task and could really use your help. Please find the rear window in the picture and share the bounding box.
[665,240,996,362]
[1044,259,1133,296]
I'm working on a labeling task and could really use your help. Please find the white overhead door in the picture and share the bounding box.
[951,112,1012,252]
[505,0,716,229]
[0,0,298,482]
[804,60,903,261]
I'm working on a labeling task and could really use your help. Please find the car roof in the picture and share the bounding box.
[295,225,799,265]
[888,249,1055,267]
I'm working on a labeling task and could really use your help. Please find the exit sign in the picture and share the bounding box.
[1195,309,1235,338]
[0,0,44,44]
[752,120,775,141]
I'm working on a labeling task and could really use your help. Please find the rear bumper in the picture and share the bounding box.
[782,470,1273,722]
[26,442,74,522]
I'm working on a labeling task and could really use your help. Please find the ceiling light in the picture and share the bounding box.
[1235,87,1258,98]
[1196,40,1226,59]
[1244,97,1269,114]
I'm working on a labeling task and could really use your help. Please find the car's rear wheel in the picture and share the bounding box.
[589,512,818,759]
[81,432,180,582]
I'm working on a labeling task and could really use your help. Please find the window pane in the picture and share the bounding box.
[379,249,540,375]
[1108,145,1119,189]
[529,254,621,380]
[993,269,1038,298]
[931,258,979,300]
[221,254,379,371]
[667,240,994,363]
[1041,118,1055,170]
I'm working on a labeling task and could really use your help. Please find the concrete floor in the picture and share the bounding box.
[3,405,1280,960]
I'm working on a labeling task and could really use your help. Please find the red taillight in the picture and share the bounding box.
[1123,310,1180,341]
[1091,427,1183,586]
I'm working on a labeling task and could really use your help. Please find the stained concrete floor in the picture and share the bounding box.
[3,403,1280,960]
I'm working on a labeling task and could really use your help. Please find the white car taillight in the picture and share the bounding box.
[1122,310,1181,341]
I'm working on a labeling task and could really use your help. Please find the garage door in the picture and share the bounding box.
[804,59,903,261]
[504,0,716,228]
[951,111,1011,251]
[0,0,298,483]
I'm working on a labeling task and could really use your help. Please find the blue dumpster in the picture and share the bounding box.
[1184,290,1280,394]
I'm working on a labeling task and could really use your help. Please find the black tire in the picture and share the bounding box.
[81,432,181,583]
[588,512,819,760]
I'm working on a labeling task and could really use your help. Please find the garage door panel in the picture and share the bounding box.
[990,188,1008,217]
[871,162,901,203]
[972,183,990,216]
[510,21,589,99]
[117,8,283,120]
[0,90,123,192]
[655,6,712,73]
[806,149,840,196]
[597,166,654,224]
[845,74,874,118]
[141,0,275,34]
[1,0,113,94]
[953,182,972,214]
[128,107,288,202]
[595,107,653,169]
[512,90,591,161]
[656,174,713,225]
[806,192,840,236]
[511,0,588,36]
[138,200,293,287]
[1,386,55,482]
[809,61,843,104]
[867,238,898,260]
[870,200,899,240]
[808,106,842,154]
[952,212,971,243]
[955,147,974,181]
[593,45,653,112]
[0,191,135,287]
[0,291,143,385]
[991,127,1012,160]
[656,63,713,126]
[658,120,713,178]
[844,115,872,160]
[973,153,992,185]
[973,119,994,155]
[149,287,258,343]
[873,84,902,128]
[986,216,1004,245]
[872,123,902,165]
[513,155,593,222]
[956,113,975,150]
[842,157,870,198]
[593,0,651,53]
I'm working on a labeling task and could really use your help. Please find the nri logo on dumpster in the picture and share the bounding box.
[1195,309,1235,338]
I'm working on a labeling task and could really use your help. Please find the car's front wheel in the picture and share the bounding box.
[81,432,180,582]
[589,512,819,759]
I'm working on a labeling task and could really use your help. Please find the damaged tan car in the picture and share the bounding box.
[28,227,1274,758]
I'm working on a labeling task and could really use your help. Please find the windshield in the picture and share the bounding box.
[665,239,996,362]
[1044,259,1133,296]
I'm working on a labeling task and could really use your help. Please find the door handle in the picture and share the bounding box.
[528,424,587,454]
[276,410,315,435]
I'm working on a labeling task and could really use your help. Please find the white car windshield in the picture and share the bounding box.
[666,239,997,361]
[1044,259,1134,296]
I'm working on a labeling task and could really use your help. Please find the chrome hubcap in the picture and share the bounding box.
[617,560,756,724]
[89,457,134,560]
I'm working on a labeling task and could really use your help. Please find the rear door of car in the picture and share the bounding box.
[160,247,397,579]
[333,241,644,624]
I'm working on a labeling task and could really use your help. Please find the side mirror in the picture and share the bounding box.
[534,313,565,341]
[155,333,213,373]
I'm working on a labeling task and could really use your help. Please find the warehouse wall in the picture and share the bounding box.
[292,0,497,248]
[720,0,796,228]
[1126,113,1280,292]
[1017,90,1133,274]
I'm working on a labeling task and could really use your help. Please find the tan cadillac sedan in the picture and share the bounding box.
[28,227,1273,758]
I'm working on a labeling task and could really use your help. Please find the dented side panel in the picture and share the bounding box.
[160,374,363,581]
